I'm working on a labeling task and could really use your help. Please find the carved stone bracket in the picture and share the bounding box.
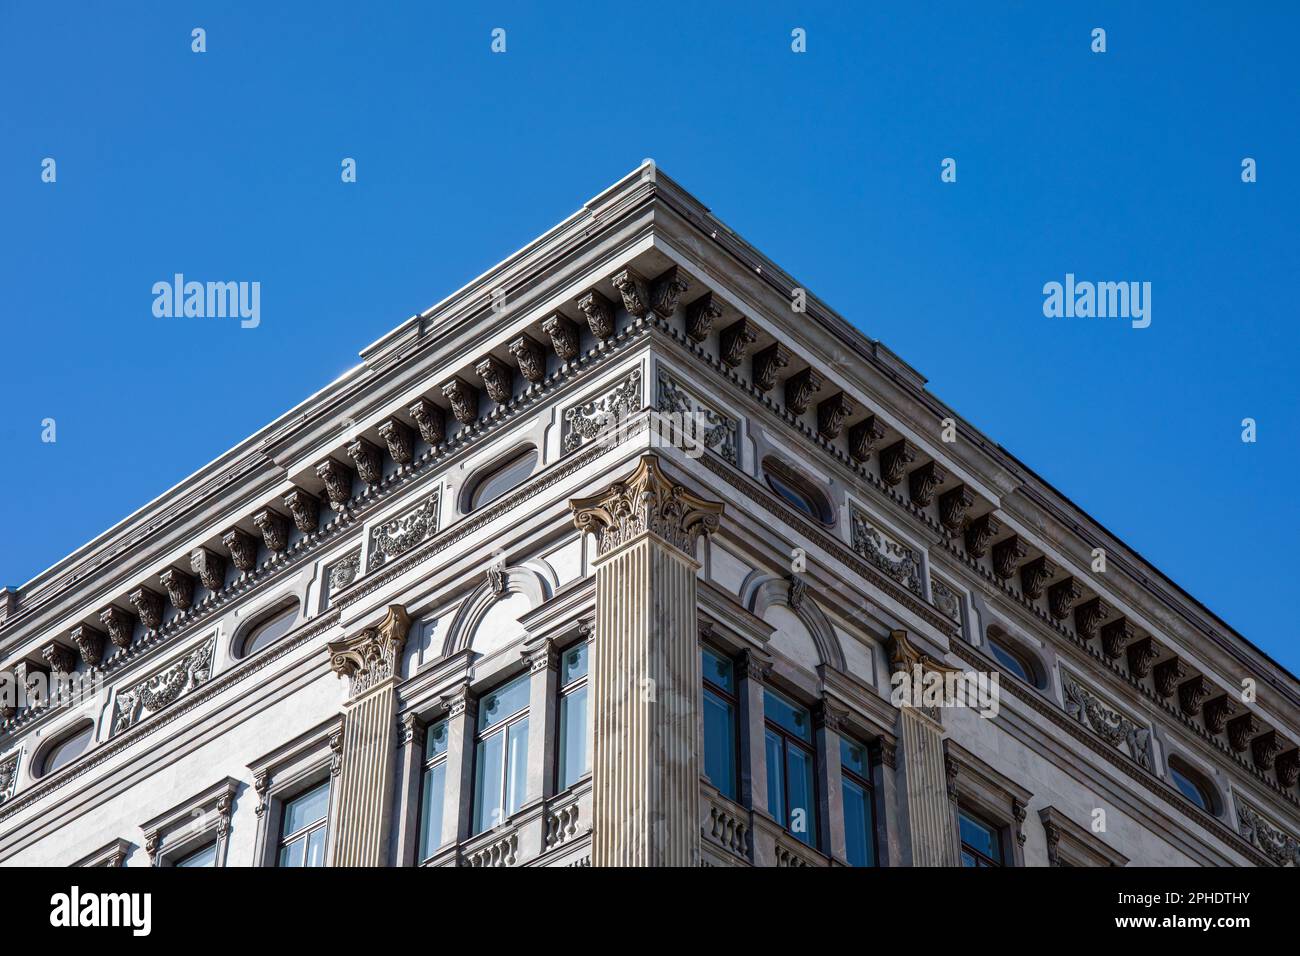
[719,318,757,368]
[99,606,137,650]
[908,460,948,509]
[1073,596,1110,641]
[1203,695,1238,735]
[328,605,412,700]
[476,356,514,405]
[316,458,355,510]
[610,268,649,318]
[991,535,1027,581]
[69,623,106,667]
[508,335,546,383]
[541,314,580,361]
[441,377,479,426]
[1153,658,1187,700]
[938,484,975,533]
[879,440,917,487]
[41,642,76,676]
[1018,555,1055,600]
[1100,618,1136,661]
[253,508,290,553]
[1048,577,1083,620]
[129,586,164,631]
[408,398,446,447]
[816,392,854,440]
[1276,749,1300,789]
[222,527,258,574]
[686,292,721,343]
[1227,713,1260,753]
[1177,674,1213,717]
[282,488,321,534]
[377,417,414,465]
[963,513,1000,558]
[650,266,690,318]
[347,437,383,486]
[784,367,823,415]
[1126,636,1158,679]
[1252,731,1282,771]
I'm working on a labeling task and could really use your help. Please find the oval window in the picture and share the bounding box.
[240,602,300,658]
[762,459,832,524]
[468,448,537,511]
[39,722,95,777]
[986,628,1043,688]
[1168,757,1218,814]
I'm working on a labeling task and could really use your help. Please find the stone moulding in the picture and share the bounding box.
[367,492,440,572]
[1236,798,1300,866]
[849,508,923,597]
[112,635,216,735]
[655,369,739,465]
[1061,671,1152,771]
[561,368,642,453]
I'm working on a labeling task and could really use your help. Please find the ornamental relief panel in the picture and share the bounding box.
[1061,671,1153,771]
[1236,798,1300,866]
[112,635,216,734]
[849,508,923,597]
[0,751,18,805]
[655,369,739,465]
[367,492,440,572]
[324,549,362,607]
[930,573,964,625]
[561,369,642,454]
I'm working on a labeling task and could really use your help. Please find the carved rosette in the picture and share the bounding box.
[1017,555,1055,600]
[1276,749,1300,789]
[1228,713,1260,753]
[41,642,76,676]
[408,398,446,447]
[441,377,479,425]
[784,367,823,415]
[1048,577,1083,620]
[222,527,258,574]
[128,587,164,631]
[99,606,137,650]
[253,509,289,553]
[610,268,650,318]
[326,550,361,597]
[963,513,1000,558]
[1126,636,1158,678]
[938,485,975,533]
[327,605,412,699]
[879,440,917,487]
[991,535,1027,581]
[1252,731,1282,771]
[1153,658,1188,700]
[69,623,106,667]
[816,392,854,440]
[1100,618,1136,660]
[908,460,948,508]
[848,415,887,463]
[190,546,227,593]
[1073,597,1111,640]
[316,458,355,510]
[1203,695,1238,735]
[686,292,722,343]
[719,318,757,368]
[377,417,414,465]
[541,314,579,361]
[1177,675,1213,717]
[508,335,546,384]
[651,266,690,318]
[475,355,514,405]
[569,455,724,558]
[347,437,384,486]
[931,575,962,623]
[283,488,321,534]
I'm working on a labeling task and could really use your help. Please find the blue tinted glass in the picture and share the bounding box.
[842,777,875,866]
[243,605,298,656]
[282,781,329,837]
[479,674,530,732]
[278,836,305,868]
[419,761,447,860]
[959,812,1000,861]
[765,730,785,820]
[561,643,588,686]
[473,451,536,509]
[764,689,811,742]
[989,642,1030,683]
[305,826,327,867]
[1170,767,1209,811]
[175,842,217,868]
[702,688,737,799]
[701,648,734,693]
[506,718,529,817]
[785,745,816,846]
[841,738,867,777]
[424,719,448,760]
[474,732,505,833]
[558,684,589,790]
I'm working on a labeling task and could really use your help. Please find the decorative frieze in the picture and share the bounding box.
[1227,713,1260,754]
[991,535,1027,581]
[69,624,106,667]
[1153,658,1188,700]
[562,369,641,453]
[0,753,18,805]
[931,575,963,624]
[816,392,854,440]
[222,527,258,574]
[610,268,649,318]
[327,605,412,699]
[1177,675,1214,717]
[41,642,77,676]
[879,439,917,487]
[656,370,738,465]
[686,292,721,343]
[784,367,823,415]
[753,343,791,393]
[541,314,580,361]
[1073,596,1110,640]
[367,492,440,572]
[347,437,384,486]
[441,377,479,426]
[850,510,923,596]
[1251,731,1282,771]
[938,484,975,533]
[719,318,757,368]
[316,458,355,510]
[1018,555,1055,600]
[1062,673,1152,770]
[507,335,546,383]
[963,513,1000,558]
[408,398,446,447]
[1236,800,1300,866]
[128,586,164,631]
[908,460,948,509]
[252,509,289,553]
[1203,695,1238,735]
[377,417,414,465]
[112,635,215,734]
[1048,577,1083,620]
[651,266,690,318]
[1100,618,1136,660]
[1126,636,1159,678]
[282,488,321,534]
[475,356,514,405]
[99,606,137,650]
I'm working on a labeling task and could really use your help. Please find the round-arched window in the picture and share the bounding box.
[467,448,537,511]
[39,721,95,777]
[1168,757,1219,815]
[240,601,300,658]
[762,458,833,524]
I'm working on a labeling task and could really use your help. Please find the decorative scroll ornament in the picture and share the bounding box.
[562,369,641,453]
[282,488,321,534]
[347,437,383,485]
[656,370,738,464]
[931,575,962,623]
[0,752,18,805]
[541,314,580,361]
[253,508,290,553]
[475,355,514,405]
[753,343,791,393]
[938,484,975,533]
[1062,673,1152,770]
[686,292,722,343]
[651,265,690,318]
[377,417,414,465]
[408,398,446,447]
[328,605,412,699]
[113,636,216,734]
[908,460,948,508]
[610,268,650,318]
[508,335,546,383]
[1237,800,1300,866]
[850,509,923,596]
[367,493,439,572]
[569,454,724,557]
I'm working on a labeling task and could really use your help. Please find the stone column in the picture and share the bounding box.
[440,684,477,849]
[814,700,849,863]
[326,605,412,867]
[570,454,724,867]
[392,713,426,866]
[888,629,961,867]
[522,636,559,805]
[737,649,771,817]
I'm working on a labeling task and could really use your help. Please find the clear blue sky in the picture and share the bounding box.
[2,3,1295,674]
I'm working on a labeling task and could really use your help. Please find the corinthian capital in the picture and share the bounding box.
[569,454,724,557]
[327,605,412,700]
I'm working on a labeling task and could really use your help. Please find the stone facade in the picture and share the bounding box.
[0,164,1297,868]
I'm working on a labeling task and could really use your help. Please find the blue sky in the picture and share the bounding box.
[1,2,1295,674]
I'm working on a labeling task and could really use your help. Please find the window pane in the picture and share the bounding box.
[764,689,811,742]
[1170,766,1209,811]
[765,730,785,822]
[472,451,537,509]
[243,604,298,657]
[474,732,505,833]
[43,724,94,775]
[560,643,588,686]
[425,719,448,760]
[842,777,875,867]
[305,826,327,867]
[479,674,530,732]
[175,842,217,868]
[701,648,734,693]
[558,684,589,790]
[959,811,1000,862]
[989,641,1031,684]
[282,781,330,837]
[702,688,737,800]
[419,761,447,861]
[785,744,816,846]
[278,836,305,868]
[841,738,868,778]
[506,718,529,817]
